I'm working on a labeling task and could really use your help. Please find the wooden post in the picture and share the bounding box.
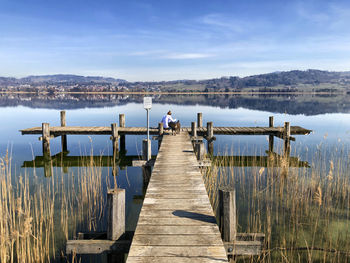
[143,139,151,161]
[197,113,203,128]
[158,122,164,136]
[119,114,126,153]
[195,142,205,161]
[119,114,125,128]
[158,122,163,150]
[111,123,119,157]
[268,116,274,153]
[207,122,214,155]
[219,187,236,243]
[107,188,125,241]
[191,122,197,138]
[60,111,68,152]
[42,123,51,158]
[284,122,291,156]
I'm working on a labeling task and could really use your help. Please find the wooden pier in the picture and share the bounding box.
[22,111,312,261]
[126,132,227,262]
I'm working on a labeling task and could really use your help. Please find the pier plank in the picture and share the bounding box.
[126,133,227,262]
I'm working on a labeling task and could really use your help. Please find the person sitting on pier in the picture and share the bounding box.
[161,110,177,130]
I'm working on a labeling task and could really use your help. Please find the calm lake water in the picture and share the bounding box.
[1,94,349,262]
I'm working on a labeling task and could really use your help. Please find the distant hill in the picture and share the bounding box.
[0,74,126,85]
[1,70,350,92]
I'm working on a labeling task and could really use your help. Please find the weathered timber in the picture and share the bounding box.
[207,122,214,155]
[107,188,125,241]
[42,123,51,158]
[194,141,205,161]
[191,121,197,137]
[119,114,126,153]
[219,188,236,242]
[127,132,227,263]
[142,139,151,161]
[225,241,262,256]
[66,240,131,254]
[111,123,119,156]
[60,111,68,152]
[158,122,163,149]
[268,116,274,152]
[284,122,291,156]
[197,112,203,127]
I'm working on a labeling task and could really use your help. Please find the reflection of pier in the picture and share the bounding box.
[22,151,309,177]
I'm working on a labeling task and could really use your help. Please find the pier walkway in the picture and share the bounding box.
[126,132,227,263]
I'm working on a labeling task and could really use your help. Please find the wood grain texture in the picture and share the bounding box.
[127,132,227,262]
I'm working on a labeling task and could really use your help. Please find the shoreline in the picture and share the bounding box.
[0,91,347,95]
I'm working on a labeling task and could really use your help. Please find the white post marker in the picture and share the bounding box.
[143,97,152,161]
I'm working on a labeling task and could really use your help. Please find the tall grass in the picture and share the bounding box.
[0,151,108,262]
[204,142,350,262]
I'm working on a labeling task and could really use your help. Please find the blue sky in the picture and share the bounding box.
[1,0,350,81]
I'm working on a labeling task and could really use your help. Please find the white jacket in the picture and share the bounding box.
[161,114,176,128]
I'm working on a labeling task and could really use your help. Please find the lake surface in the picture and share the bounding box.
[0,93,349,262]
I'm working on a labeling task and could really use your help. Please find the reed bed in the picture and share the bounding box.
[204,142,350,262]
[0,151,109,262]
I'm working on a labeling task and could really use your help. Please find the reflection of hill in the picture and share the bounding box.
[0,93,349,115]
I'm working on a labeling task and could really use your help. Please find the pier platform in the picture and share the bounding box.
[126,132,227,262]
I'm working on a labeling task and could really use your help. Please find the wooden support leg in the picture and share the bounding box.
[195,142,205,161]
[207,122,214,155]
[142,166,152,194]
[191,121,197,138]
[219,187,236,261]
[60,111,68,152]
[283,122,291,157]
[197,112,203,128]
[268,116,274,153]
[219,188,236,242]
[107,188,125,241]
[119,114,126,154]
[158,122,163,150]
[208,141,214,156]
[111,123,119,157]
[142,139,151,161]
[42,123,51,158]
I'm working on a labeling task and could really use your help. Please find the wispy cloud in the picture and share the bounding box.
[162,53,213,59]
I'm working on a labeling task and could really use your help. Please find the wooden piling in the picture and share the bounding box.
[197,113,203,128]
[284,122,291,156]
[158,122,164,136]
[60,111,68,152]
[207,122,214,155]
[158,122,163,150]
[111,123,119,157]
[195,141,205,160]
[219,187,236,243]
[119,114,126,153]
[191,121,197,138]
[142,139,151,161]
[107,188,125,241]
[268,116,274,153]
[42,123,51,158]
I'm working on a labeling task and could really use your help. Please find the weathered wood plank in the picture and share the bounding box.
[131,234,222,246]
[127,257,227,263]
[127,132,227,262]
[128,246,227,257]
